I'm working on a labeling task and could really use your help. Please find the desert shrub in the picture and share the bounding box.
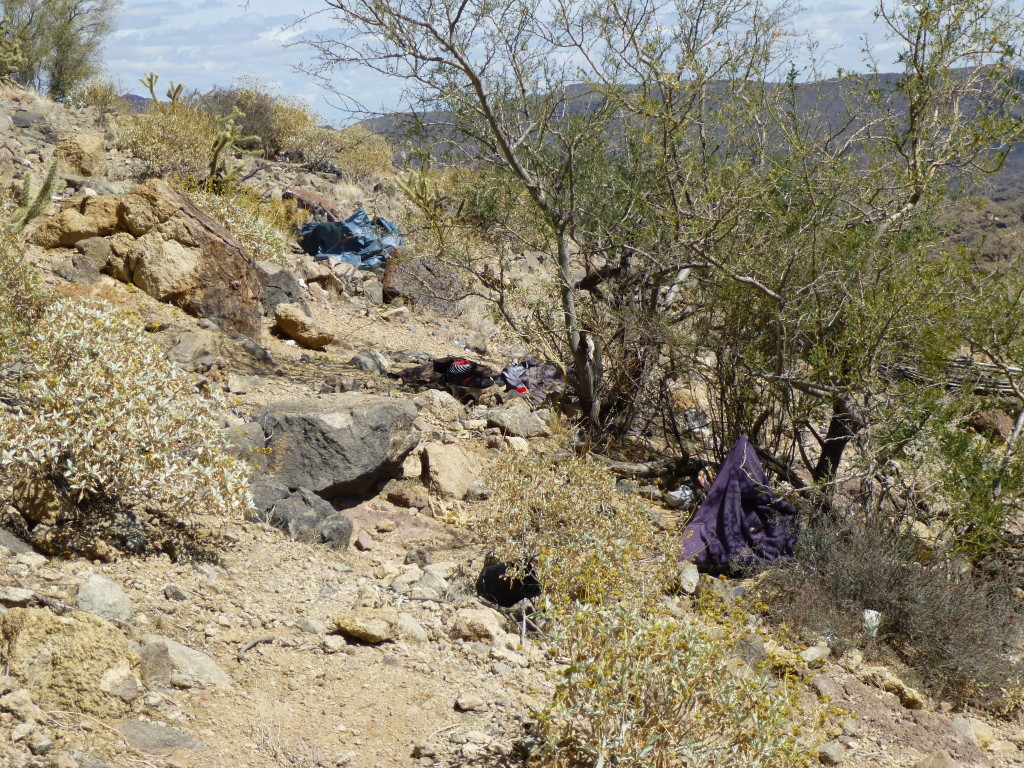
[537,602,810,768]
[67,75,128,112]
[0,299,252,523]
[481,454,811,768]
[331,125,394,179]
[0,230,48,364]
[117,102,217,180]
[754,513,1023,706]
[200,77,315,159]
[483,453,672,609]
[189,186,293,266]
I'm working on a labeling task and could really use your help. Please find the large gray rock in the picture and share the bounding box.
[256,393,420,499]
[76,574,134,623]
[256,261,308,316]
[486,403,551,438]
[140,636,231,689]
[117,720,202,754]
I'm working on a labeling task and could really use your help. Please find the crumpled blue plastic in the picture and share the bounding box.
[298,208,403,269]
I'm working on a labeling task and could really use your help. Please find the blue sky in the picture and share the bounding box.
[106,0,891,125]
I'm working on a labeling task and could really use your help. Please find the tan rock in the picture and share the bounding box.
[913,750,959,768]
[130,233,202,301]
[30,194,120,248]
[859,665,926,709]
[105,232,137,282]
[0,608,137,717]
[332,609,396,644]
[129,180,263,336]
[450,607,507,643]
[56,133,106,177]
[275,303,334,349]
[423,442,481,500]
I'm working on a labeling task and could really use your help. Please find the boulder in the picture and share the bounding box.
[76,574,134,623]
[55,133,106,177]
[31,194,120,248]
[256,261,309,316]
[116,179,264,337]
[140,636,231,689]
[275,302,333,349]
[117,720,202,754]
[423,442,481,500]
[256,393,420,499]
[381,249,464,316]
[964,409,1015,443]
[0,608,137,717]
[332,609,396,644]
[449,608,507,643]
[486,403,551,438]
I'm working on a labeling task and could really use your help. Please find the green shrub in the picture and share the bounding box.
[481,454,811,768]
[199,76,310,159]
[754,513,1023,707]
[330,125,394,180]
[538,602,810,768]
[117,102,217,180]
[0,299,252,524]
[68,75,128,112]
[483,453,672,609]
[188,185,292,266]
[0,229,48,364]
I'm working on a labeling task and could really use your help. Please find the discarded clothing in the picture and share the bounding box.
[500,356,540,394]
[393,356,497,391]
[680,435,798,575]
[477,562,541,607]
[438,358,497,389]
[298,208,403,269]
[499,357,566,400]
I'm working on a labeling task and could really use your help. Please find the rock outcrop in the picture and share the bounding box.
[32,179,265,337]
[256,393,420,499]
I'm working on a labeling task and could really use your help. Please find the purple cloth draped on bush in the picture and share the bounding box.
[680,435,798,574]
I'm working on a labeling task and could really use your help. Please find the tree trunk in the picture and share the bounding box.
[812,396,864,486]
[557,229,602,427]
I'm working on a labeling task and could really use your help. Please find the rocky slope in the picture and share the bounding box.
[0,84,1020,768]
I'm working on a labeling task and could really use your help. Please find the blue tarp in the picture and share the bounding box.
[298,208,403,269]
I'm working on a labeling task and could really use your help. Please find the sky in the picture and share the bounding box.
[106,0,895,126]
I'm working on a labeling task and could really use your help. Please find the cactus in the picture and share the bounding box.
[207,106,260,192]
[4,161,59,234]
[0,16,25,82]
[140,71,160,103]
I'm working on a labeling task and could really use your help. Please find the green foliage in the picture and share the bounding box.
[483,453,672,609]
[0,15,24,80]
[539,603,810,768]
[67,74,128,112]
[0,299,252,521]
[0,0,121,100]
[0,231,47,365]
[481,453,811,768]
[118,99,217,181]
[208,106,260,191]
[188,185,293,266]
[755,513,1023,707]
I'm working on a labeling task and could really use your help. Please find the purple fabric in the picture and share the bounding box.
[680,435,798,573]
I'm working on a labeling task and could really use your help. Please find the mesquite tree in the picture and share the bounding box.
[301,0,1024,519]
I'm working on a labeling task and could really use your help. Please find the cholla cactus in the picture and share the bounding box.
[0,300,253,523]
[4,161,59,234]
